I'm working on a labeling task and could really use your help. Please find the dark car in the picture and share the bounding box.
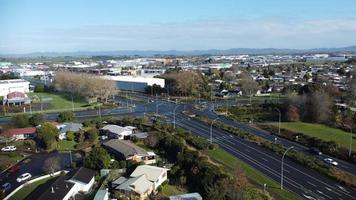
[309,147,322,155]
[8,165,20,174]
[1,182,11,193]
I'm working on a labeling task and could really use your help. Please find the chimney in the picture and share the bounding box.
[51,187,54,193]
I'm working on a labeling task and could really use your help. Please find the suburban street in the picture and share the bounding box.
[0,152,71,197]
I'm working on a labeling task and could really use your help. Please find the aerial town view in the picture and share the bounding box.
[0,0,355,200]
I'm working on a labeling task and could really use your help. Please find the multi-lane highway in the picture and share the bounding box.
[1,95,356,199]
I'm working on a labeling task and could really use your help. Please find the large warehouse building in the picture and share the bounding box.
[103,76,165,92]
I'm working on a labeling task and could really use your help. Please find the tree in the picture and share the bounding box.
[42,156,61,174]
[58,111,75,122]
[66,131,75,141]
[286,105,300,122]
[13,114,29,128]
[37,122,58,150]
[85,128,98,143]
[29,113,45,126]
[242,188,272,200]
[84,147,111,170]
[34,83,45,93]
[239,73,259,96]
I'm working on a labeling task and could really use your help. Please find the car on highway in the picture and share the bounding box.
[1,182,11,193]
[16,173,32,182]
[309,147,322,155]
[323,158,338,166]
[1,146,16,152]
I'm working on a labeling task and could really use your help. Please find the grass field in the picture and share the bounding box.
[161,184,187,196]
[57,140,77,151]
[27,92,89,111]
[9,176,54,200]
[270,122,355,150]
[206,148,300,200]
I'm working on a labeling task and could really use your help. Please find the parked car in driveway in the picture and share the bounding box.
[324,158,338,166]
[16,173,32,182]
[1,182,11,193]
[1,146,16,152]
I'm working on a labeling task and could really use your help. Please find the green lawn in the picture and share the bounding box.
[9,176,54,200]
[27,92,89,111]
[161,184,187,196]
[270,122,355,150]
[206,148,300,200]
[57,140,77,151]
[0,153,23,171]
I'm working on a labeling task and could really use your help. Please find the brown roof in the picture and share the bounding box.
[7,91,25,99]
[2,127,37,136]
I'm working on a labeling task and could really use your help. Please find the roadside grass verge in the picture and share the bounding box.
[269,122,355,150]
[9,176,54,200]
[206,147,300,200]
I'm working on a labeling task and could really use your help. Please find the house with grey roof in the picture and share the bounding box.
[103,139,156,164]
[112,165,168,200]
[169,193,203,200]
[58,122,83,140]
[100,124,136,140]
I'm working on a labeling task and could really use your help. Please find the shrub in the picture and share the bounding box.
[66,131,75,141]
[12,114,29,128]
[57,111,75,122]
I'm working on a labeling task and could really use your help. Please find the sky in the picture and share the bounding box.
[1,0,356,54]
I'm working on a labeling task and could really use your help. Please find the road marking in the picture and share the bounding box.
[337,185,349,193]
[307,181,317,187]
[244,149,250,152]
[262,158,268,162]
[302,193,316,200]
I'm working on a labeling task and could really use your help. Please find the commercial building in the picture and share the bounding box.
[0,79,30,97]
[102,76,165,92]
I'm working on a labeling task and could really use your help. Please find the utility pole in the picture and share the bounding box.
[275,108,281,135]
[281,146,294,189]
[345,125,353,157]
[210,117,219,144]
[173,105,180,129]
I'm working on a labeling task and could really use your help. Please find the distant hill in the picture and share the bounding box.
[2,46,356,58]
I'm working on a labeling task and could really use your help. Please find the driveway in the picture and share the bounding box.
[0,152,71,197]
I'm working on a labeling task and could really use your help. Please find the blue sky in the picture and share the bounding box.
[1,0,356,54]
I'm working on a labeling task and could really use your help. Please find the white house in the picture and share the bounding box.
[68,167,96,193]
[0,79,30,97]
[37,167,96,200]
[112,165,169,199]
[101,124,135,139]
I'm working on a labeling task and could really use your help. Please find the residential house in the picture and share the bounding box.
[103,139,156,164]
[112,165,169,200]
[94,189,109,200]
[2,127,36,140]
[101,124,136,140]
[4,91,31,106]
[58,123,83,140]
[37,167,96,200]
[169,193,203,200]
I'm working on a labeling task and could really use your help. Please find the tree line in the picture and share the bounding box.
[54,71,117,102]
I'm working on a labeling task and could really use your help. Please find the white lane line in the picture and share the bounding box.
[174,117,353,199]
[244,149,251,152]
[307,181,317,187]
[262,158,268,162]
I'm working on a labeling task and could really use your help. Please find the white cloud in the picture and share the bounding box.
[1,18,356,53]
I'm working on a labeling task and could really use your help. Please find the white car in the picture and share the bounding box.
[16,173,32,182]
[324,158,338,166]
[1,146,16,152]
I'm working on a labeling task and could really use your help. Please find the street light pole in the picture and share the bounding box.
[345,125,353,157]
[275,108,281,135]
[173,105,180,129]
[281,146,294,190]
[210,117,219,144]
